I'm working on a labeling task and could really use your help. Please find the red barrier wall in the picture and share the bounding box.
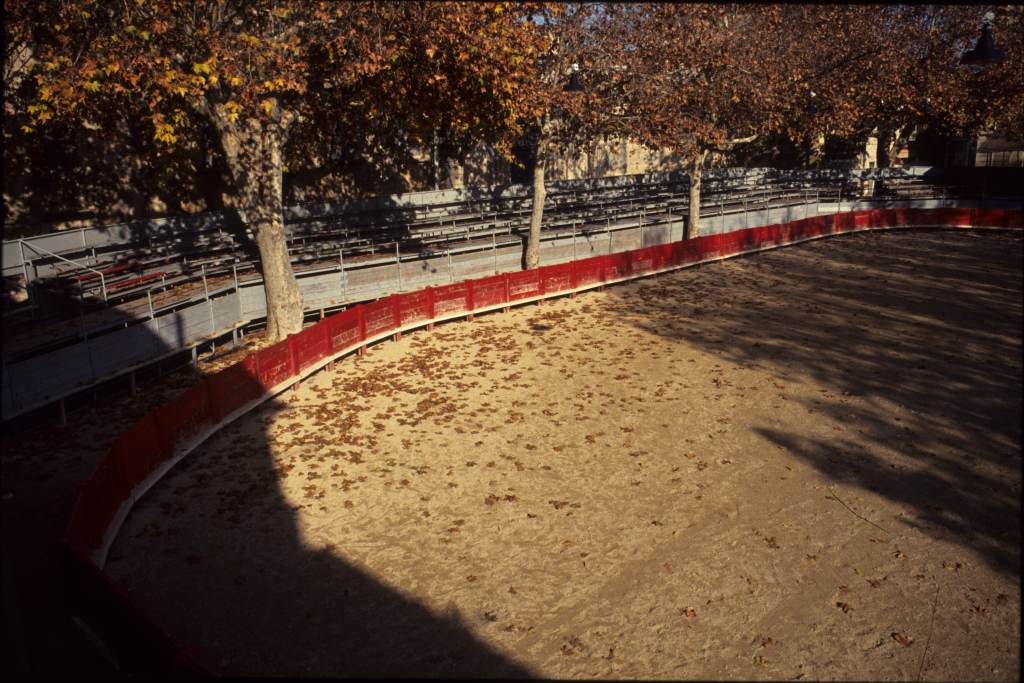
[362,297,398,338]
[293,323,329,374]
[542,262,574,293]
[61,206,1023,674]
[326,308,363,352]
[255,340,293,391]
[573,255,605,287]
[207,357,261,422]
[433,282,470,317]
[399,289,433,326]
[508,269,543,301]
[471,274,508,309]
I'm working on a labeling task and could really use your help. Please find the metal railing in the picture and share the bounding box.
[21,239,109,302]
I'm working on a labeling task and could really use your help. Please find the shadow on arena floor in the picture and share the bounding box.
[101,388,533,676]
[5,317,531,678]
[605,228,1022,579]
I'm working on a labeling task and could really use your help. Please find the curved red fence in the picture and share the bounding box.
[61,206,1023,673]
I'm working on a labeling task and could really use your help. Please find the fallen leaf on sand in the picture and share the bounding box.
[892,632,914,647]
[836,601,852,613]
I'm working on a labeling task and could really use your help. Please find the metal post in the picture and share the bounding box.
[147,290,155,319]
[492,232,498,274]
[448,249,455,283]
[339,249,347,300]
[233,263,239,292]
[572,221,577,261]
[100,273,107,303]
[19,241,30,287]
[203,263,215,331]
[395,242,402,291]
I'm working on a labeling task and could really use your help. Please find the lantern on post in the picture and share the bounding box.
[563,62,585,92]
[960,13,1008,66]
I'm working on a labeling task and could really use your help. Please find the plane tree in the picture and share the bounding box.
[19,0,543,341]
[774,5,1022,168]
[606,4,794,238]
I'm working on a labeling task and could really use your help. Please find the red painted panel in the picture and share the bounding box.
[362,297,398,338]
[326,308,363,353]
[432,281,470,317]
[833,211,857,233]
[255,340,292,391]
[66,469,125,555]
[630,247,657,274]
[104,441,157,503]
[797,220,813,239]
[853,211,874,228]
[940,208,973,226]
[751,225,775,247]
[293,322,329,373]
[572,255,605,287]
[541,263,574,294]
[734,226,760,252]
[207,358,261,421]
[654,243,674,268]
[508,269,542,301]
[114,413,169,480]
[471,274,508,309]
[695,234,719,259]
[152,382,213,457]
[886,208,914,227]
[719,231,741,255]
[399,290,432,327]
[604,251,632,280]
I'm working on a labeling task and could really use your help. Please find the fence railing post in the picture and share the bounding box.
[338,248,347,301]
[395,242,402,291]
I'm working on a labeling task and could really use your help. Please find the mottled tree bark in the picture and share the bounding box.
[204,101,303,341]
[525,153,547,270]
[686,150,708,240]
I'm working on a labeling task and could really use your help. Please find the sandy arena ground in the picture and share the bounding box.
[105,229,1021,679]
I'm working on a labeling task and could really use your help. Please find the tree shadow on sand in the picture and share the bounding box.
[102,362,533,677]
[604,228,1022,578]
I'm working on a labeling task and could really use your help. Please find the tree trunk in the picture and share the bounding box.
[252,203,304,341]
[686,151,707,240]
[210,108,304,342]
[525,149,547,270]
[877,127,905,168]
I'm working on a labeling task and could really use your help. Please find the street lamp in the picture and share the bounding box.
[806,90,818,114]
[960,13,1008,66]
[563,62,585,92]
